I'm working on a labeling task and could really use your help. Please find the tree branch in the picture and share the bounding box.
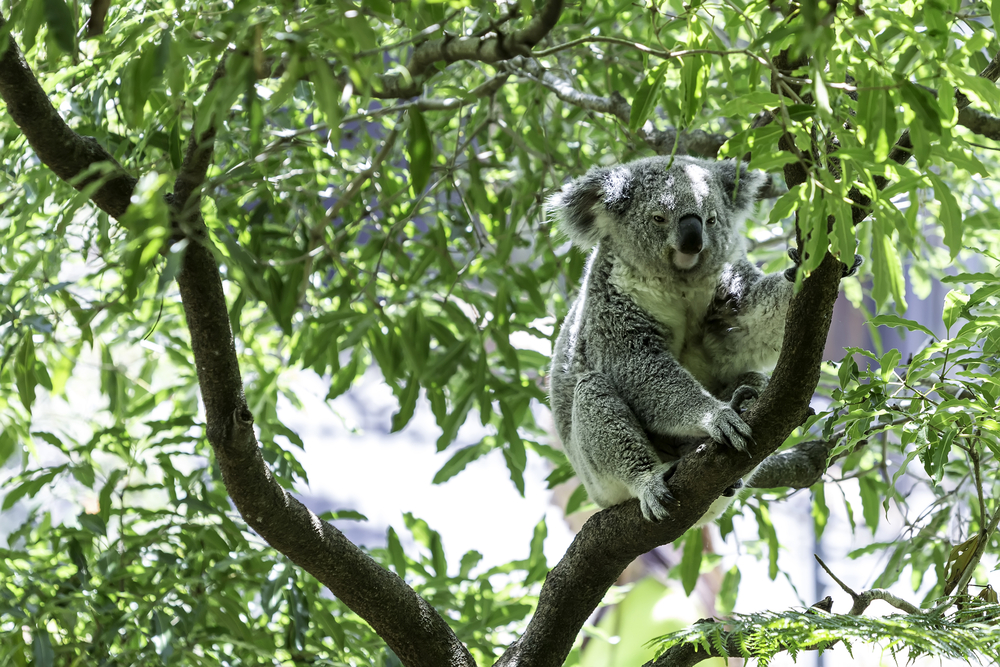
[374,0,563,98]
[507,59,728,158]
[957,106,1000,141]
[168,57,478,667]
[342,74,509,124]
[0,21,476,667]
[0,14,135,219]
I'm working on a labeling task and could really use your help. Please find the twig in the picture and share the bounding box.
[506,59,727,157]
[321,123,402,227]
[815,555,923,615]
[373,0,564,98]
[341,74,509,124]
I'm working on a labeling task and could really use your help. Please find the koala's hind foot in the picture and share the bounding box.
[722,478,744,497]
[638,461,679,522]
[729,385,760,414]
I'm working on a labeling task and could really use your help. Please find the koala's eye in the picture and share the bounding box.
[653,215,666,224]
[706,215,718,226]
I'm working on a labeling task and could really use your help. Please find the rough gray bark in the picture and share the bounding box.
[0,16,135,218]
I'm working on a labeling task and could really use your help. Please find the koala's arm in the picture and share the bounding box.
[708,259,794,384]
[600,310,753,450]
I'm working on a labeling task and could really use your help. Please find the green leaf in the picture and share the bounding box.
[941,272,1000,284]
[753,503,780,579]
[386,527,406,578]
[858,475,881,535]
[768,183,803,225]
[502,447,526,496]
[679,55,705,125]
[458,550,483,579]
[869,315,936,338]
[525,517,547,584]
[32,628,54,667]
[430,531,447,578]
[680,528,703,596]
[870,217,907,312]
[432,441,490,484]
[629,61,669,133]
[565,483,589,515]
[43,0,75,54]
[98,468,126,521]
[407,109,433,195]
[838,354,858,389]
[811,482,829,539]
[928,173,963,259]
[898,81,941,134]
[390,377,420,433]
[879,349,900,382]
[78,511,107,536]
[942,289,969,332]
[312,60,343,145]
[15,335,37,413]
[719,565,741,615]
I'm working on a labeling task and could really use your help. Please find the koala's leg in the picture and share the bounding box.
[572,371,678,522]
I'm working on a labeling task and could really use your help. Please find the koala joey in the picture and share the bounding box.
[549,155,797,524]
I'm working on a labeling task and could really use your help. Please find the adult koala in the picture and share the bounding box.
[549,155,794,523]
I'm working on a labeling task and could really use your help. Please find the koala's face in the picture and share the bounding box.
[552,156,768,279]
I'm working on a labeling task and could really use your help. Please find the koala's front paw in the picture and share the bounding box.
[638,462,678,522]
[787,248,864,281]
[707,406,754,452]
[784,247,801,282]
[842,253,864,277]
[730,385,760,414]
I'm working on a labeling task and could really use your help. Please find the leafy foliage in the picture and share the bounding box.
[651,604,1000,666]
[0,0,999,664]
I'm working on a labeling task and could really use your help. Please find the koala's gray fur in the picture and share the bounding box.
[549,155,794,523]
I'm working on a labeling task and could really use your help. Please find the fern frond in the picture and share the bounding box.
[649,604,1000,665]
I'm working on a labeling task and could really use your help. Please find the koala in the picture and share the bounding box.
[548,155,796,523]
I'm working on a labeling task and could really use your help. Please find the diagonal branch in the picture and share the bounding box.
[0,21,476,667]
[0,14,135,218]
[374,0,563,98]
[167,57,478,667]
[494,246,846,667]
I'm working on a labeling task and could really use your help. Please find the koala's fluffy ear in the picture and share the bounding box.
[549,166,634,248]
[713,159,770,215]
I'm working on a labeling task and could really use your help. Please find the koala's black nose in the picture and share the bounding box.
[677,214,703,254]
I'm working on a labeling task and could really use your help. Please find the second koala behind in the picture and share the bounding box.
[549,156,794,523]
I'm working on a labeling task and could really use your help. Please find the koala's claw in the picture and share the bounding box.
[786,247,864,281]
[638,462,678,522]
[842,253,864,278]
[784,247,801,282]
[709,406,754,452]
[722,479,745,497]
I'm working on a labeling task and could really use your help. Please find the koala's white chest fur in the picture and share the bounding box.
[609,262,718,387]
